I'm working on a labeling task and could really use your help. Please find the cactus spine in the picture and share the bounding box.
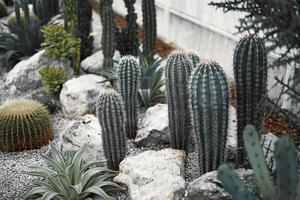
[101,0,116,68]
[0,99,53,151]
[96,89,126,170]
[234,35,268,165]
[189,61,229,174]
[142,0,156,63]
[165,51,192,151]
[117,56,141,139]
[187,52,201,68]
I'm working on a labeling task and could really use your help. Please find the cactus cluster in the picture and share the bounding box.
[187,52,201,68]
[234,35,268,165]
[142,0,157,63]
[0,99,53,151]
[218,125,300,200]
[96,89,126,170]
[165,51,192,151]
[117,56,141,139]
[39,65,67,94]
[189,61,229,175]
[101,0,116,68]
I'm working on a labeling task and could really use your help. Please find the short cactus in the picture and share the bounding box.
[187,52,201,67]
[117,56,141,139]
[189,61,229,174]
[234,35,268,165]
[39,65,67,94]
[165,51,192,151]
[0,99,53,151]
[96,89,126,170]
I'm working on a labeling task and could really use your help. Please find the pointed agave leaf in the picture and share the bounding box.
[27,166,56,178]
[47,173,71,196]
[94,181,126,191]
[41,191,60,200]
[83,186,112,200]
[40,154,65,173]
[71,143,89,184]
[49,143,66,167]
[23,186,50,199]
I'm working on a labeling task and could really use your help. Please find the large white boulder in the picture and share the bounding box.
[59,114,104,161]
[4,50,71,94]
[80,50,104,74]
[135,104,169,147]
[114,149,186,200]
[60,74,110,119]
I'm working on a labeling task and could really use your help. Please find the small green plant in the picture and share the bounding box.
[0,99,53,151]
[138,50,165,107]
[0,0,7,18]
[39,65,67,93]
[218,125,300,200]
[41,24,81,75]
[23,143,126,200]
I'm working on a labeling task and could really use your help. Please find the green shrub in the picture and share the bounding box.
[39,65,67,93]
[0,99,53,151]
[41,24,81,75]
[0,0,7,18]
[23,143,126,199]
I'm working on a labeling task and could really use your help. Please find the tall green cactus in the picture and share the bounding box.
[189,61,229,174]
[117,56,141,139]
[96,88,126,170]
[165,51,192,151]
[13,0,30,27]
[33,0,60,20]
[101,0,116,68]
[142,0,156,64]
[218,125,300,200]
[187,52,201,68]
[234,35,268,165]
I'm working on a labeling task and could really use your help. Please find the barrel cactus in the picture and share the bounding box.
[165,51,192,151]
[0,99,53,151]
[234,35,268,165]
[189,61,229,174]
[187,51,201,67]
[117,56,141,139]
[96,89,126,170]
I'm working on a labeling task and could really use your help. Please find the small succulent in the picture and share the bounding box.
[23,143,126,200]
[39,65,67,93]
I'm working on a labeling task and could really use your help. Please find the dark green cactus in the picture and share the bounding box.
[142,0,156,64]
[218,125,300,200]
[13,0,30,27]
[96,89,126,170]
[33,0,60,20]
[76,0,93,60]
[117,56,141,139]
[101,0,116,68]
[234,35,268,165]
[187,52,201,68]
[189,61,229,174]
[165,51,192,151]
[0,99,53,151]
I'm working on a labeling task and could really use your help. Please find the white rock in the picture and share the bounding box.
[48,14,64,25]
[59,114,104,161]
[60,74,110,119]
[81,50,104,73]
[91,10,102,52]
[262,132,278,169]
[186,169,254,200]
[114,149,186,200]
[4,50,71,94]
[135,104,169,147]
[90,32,102,53]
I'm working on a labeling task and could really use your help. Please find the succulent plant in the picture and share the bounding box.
[189,61,229,175]
[234,35,268,166]
[23,143,125,199]
[0,0,7,18]
[187,51,201,67]
[165,51,192,151]
[96,89,126,170]
[0,99,53,151]
[218,125,300,200]
[117,56,141,139]
[39,65,67,94]
[100,0,116,68]
[142,0,157,64]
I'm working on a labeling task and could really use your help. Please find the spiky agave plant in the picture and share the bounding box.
[0,99,53,151]
[23,143,126,200]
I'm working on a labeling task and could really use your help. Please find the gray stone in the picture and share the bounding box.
[225,106,238,161]
[59,114,104,161]
[81,50,104,73]
[114,149,186,200]
[60,74,110,119]
[90,32,102,53]
[135,104,169,147]
[186,169,254,200]
[4,50,71,94]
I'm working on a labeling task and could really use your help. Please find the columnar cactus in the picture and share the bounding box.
[124,0,139,55]
[96,89,126,170]
[117,56,141,139]
[187,52,201,67]
[33,0,60,20]
[142,0,156,63]
[0,99,53,151]
[189,61,229,174]
[165,51,192,151]
[101,0,116,68]
[234,35,268,165]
